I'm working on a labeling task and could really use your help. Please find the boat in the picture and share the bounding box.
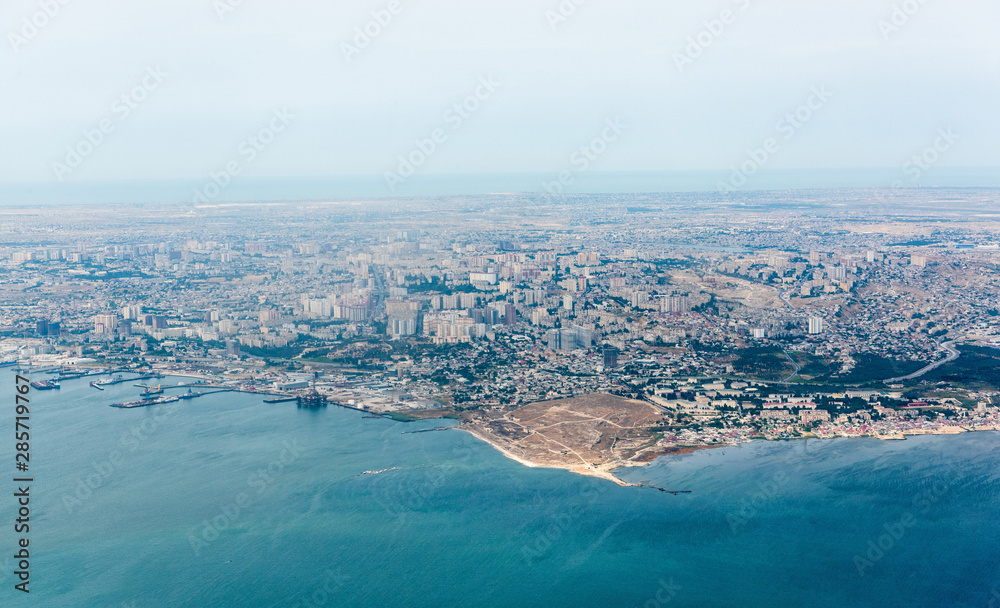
[361,467,397,475]
[110,395,180,409]
[90,381,105,390]
[96,375,123,386]
[30,380,60,390]
[178,389,203,400]
[263,397,297,404]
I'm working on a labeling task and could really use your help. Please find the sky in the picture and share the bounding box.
[1,0,998,198]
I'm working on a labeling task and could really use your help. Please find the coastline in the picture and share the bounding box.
[459,424,1000,487]
[459,427,637,486]
[459,426,730,487]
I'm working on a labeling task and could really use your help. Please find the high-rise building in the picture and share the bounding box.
[631,291,649,309]
[603,347,619,368]
[121,304,143,320]
[531,308,550,326]
[388,312,418,337]
[660,295,691,313]
[93,314,119,334]
[545,328,561,350]
[808,317,824,335]
[503,303,517,326]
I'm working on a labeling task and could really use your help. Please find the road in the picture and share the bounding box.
[780,349,802,383]
[884,341,959,383]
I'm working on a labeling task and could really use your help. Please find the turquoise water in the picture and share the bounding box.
[2,371,999,607]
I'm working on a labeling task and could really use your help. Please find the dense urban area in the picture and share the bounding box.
[3,189,999,479]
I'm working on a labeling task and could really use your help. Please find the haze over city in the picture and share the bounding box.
[2,2,999,607]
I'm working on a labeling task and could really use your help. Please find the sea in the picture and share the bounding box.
[4,168,1000,207]
[2,370,999,607]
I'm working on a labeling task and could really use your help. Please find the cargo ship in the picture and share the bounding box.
[30,380,60,390]
[90,381,105,390]
[110,395,180,409]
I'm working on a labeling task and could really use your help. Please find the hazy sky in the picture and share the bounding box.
[1,0,998,193]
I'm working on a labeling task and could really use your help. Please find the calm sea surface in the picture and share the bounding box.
[2,371,998,607]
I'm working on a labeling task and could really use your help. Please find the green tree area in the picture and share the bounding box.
[836,354,924,384]
[244,342,305,359]
[405,276,479,294]
[726,346,796,382]
[793,352,924,385]
[917,346,1000,389]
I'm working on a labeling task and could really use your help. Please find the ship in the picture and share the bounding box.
[95,374,124,386]
[110,395,180,409]
[30,380,60,390]
[264,397,297,404]
[178,389,203,400]
[90,381,105,390]
[296,372,327,409]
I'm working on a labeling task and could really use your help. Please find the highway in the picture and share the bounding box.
[884,341,959,383]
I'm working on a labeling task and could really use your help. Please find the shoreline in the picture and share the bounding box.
[458,427,636,486]
[459,424,1000,487]
[459,426,732,487]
